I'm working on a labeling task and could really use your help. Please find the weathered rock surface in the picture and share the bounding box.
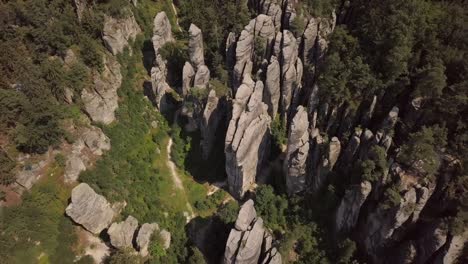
[263,56,280,118]
[223,199,281,264]
[159,229,171,250]
[136,223,159,257]
[249,14,275,39]
[152,11,174,55]
[82,126,111,156]
[280,30,300,118]
[151,54,172,112]
[234,199,257,231]
[200,90,223,159]
[108,215,139,250]
[233,28,254,90]
[82,55,122,125]
[188,23,205,69]
[182,62,195,95]
[194,65,210,89]
[102,12,141,55]
[225,76,271,199]
[66,183,115,234]
[74,0,88,21]
[285,106,309,195]
[335,181,372,233]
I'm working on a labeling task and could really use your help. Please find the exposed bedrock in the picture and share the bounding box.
[102,11,141,55]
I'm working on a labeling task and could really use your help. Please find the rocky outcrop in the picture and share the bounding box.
[136,223,159,257]
[188,23,205,69]
[434,229,468,264]
[102,12,141,55]
[200,90,223,159]
[82,55,122,125]
[285,106,309,195]
[335,181,372,233]
[108,215,139,250]
[64,126,110,183]
[74,0,89,22]
[151,54,172,112]
[250,0,283,30]
[225,76,271,199]
[280,30,301,118]
[152,11,174,55]
[159,229,171,250]
[263,56,280,118]
[249,14,275,39]
[66,183,115,234]
[223,199,281,264]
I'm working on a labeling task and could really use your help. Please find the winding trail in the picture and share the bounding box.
[166,138,195,219]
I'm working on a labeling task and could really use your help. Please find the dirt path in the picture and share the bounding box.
[166,138,195,219]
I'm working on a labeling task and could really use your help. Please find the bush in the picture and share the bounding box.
[217,201,239,225]
[271,116,287,148]
[255,185,288,232]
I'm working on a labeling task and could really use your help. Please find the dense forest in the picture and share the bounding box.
[0,0,467,264]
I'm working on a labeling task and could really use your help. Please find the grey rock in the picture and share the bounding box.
[225,77,271,199]
[201,90,223,159]
[16,160,48,190]
[108,215,139,250]
[233,27,254,90]
[226,32,237,69]
[188,24,205,68]
[74,0,88,22]
[302,17,319,65]
[328,137,341,170]
[152,12,174,55]
[280,30,299,118]
[136,223,159,257]
[102,12,141,55]
[82,126,111,156]
[381,106,399,132]
[159,229,171,250]
[285,106,310,195]
[64,154,86,183]
[182,62,195,95]
[249,15,275,39]
[335,181,372,233]
[82,55,122,125]
[434,229,468,264]
[194,65,210,89]
[263,56,280,118]
[66,183,115,234]
[252,0,282,30]
[235,218,265,264]
[151,54,172,112]
[223,228,243,264]
[235,199,257,231]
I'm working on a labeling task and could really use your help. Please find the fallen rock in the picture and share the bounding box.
[108,215,139,250]
[66,183,115,234]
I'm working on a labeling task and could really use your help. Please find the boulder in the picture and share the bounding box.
[285,106,310,195]
[102,12,141,55]
[234,218,265,264]
[152,11,174,55]
[82,55,122,125]
[108,216,139,250]
[234,199,257,231]
[335,181,372,233]
[160,229,171,250]
[66,183,115,234]
[64,154,86,183]
[188,23,205,69]
[136,223,159,257]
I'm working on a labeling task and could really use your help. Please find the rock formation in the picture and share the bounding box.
[66,183,115,234]
[263,56,280,118]
[285,106,309,194]
[82,55,122,125]
[200,90,223,159]
[108,215,139,250]
[223,199,281,264]
[194,65,210,89]
[152,11,174,55]
[136,223,159,257]
[182,62,195,95]
[188,23,205,69]
[102,12,141,55]
[335,181,372,233]
[74,0,89,22]
[225,76,271,199]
